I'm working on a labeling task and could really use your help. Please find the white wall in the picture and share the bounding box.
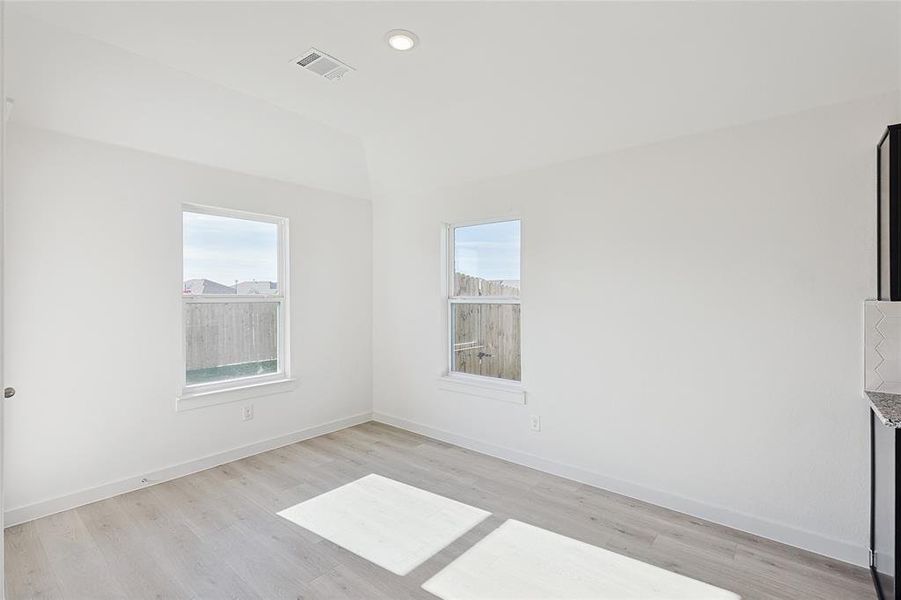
[4,11,371,200]
[3,125,372,518]
[3,3,897,568]
[370,92,900,566]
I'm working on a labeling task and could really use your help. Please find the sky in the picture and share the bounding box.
[184,212,517,286]
[454,220,520,281]
[183,211,277,285]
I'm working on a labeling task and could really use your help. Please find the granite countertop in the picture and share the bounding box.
[866,391,901,428]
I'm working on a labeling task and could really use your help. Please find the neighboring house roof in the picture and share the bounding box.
[236,281,278,295]
[183,278,236,295]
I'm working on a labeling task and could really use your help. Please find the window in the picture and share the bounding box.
[448,219,521,382]
[181,205,289,399]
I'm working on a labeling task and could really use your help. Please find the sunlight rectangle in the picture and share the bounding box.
[277,474,490,576]
[423,520,740,600]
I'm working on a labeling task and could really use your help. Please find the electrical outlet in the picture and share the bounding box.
[242,405,254,421]
[530,415,541,432]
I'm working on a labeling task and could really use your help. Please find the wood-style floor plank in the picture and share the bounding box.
[4,521,62,600]
[5,421,874,599]
[32,510,129,600]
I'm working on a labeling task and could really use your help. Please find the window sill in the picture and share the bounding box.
[177,377,297,412]
[437,374,526,405]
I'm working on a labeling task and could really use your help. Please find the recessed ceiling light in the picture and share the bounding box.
[386,29,418,51]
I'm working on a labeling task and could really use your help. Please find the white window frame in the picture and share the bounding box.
[444,217,523,396]
[178,203,292,410]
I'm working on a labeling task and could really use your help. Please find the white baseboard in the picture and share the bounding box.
[8,409,866,569]
[4,411,373,528]
[371,411,867,568]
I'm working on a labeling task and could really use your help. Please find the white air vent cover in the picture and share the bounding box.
[293,48,354,81]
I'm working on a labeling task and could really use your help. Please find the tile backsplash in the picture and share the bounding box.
[865,301,901,393]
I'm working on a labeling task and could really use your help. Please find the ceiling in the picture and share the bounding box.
[7,1,901,194]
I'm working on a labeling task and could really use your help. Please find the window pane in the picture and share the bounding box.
[452,303,521,381]
[454,220,520,297]
[185,302,278,385]
[183,211,278,295]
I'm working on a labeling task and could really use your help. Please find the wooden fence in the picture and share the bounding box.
[453,273,521,381]
[184,274,520,382]
[184,302,277,370]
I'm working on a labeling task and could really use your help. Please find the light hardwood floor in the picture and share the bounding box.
[6,422,874,599]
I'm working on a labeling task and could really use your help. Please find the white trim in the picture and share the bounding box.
[180,204,291,408]
[181,366,287,398]
[449,215,524,229]
[446,218,522,383]
[4,412,372,528]
[437,374,525,404]
[449,297,520,305]
[177,377,297,411]
[371,412,868,568]
[1,4,7,594]
[5,408,867,568]
[182,202,287,226]
[183,295,283,303]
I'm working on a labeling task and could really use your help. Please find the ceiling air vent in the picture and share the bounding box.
[293,48,354,82]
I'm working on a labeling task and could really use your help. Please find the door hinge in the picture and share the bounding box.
[870,549,877,568]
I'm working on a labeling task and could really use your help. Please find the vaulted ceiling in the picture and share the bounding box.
[6,1,901,196]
